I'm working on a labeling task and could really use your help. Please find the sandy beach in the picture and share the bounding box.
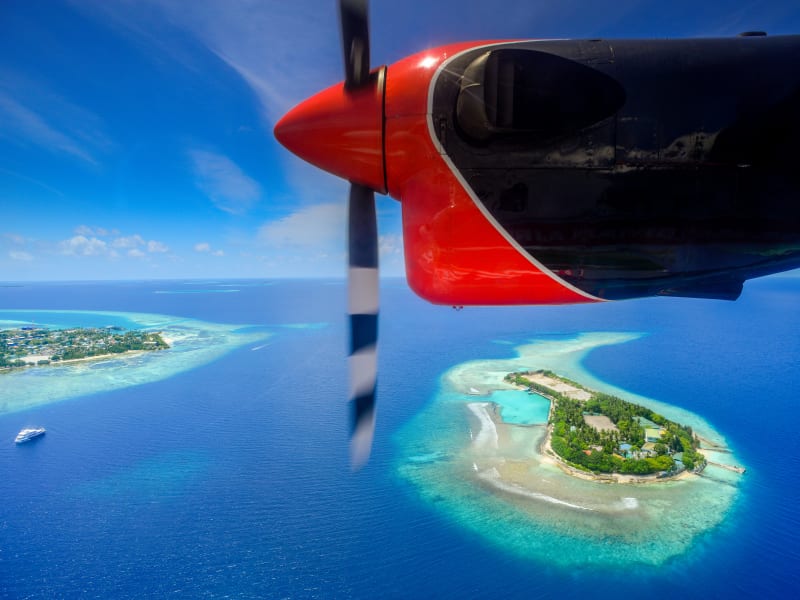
[465,398,629,514]
[11,331,176,369]
[502,371,705,485]
[538,422,695,484]
[464,375,701,507]
[0,309,272,417]
[467,403,498,450]
[18,350,150,366]
[397,332,746,566]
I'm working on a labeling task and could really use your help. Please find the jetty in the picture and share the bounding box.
[706,460,746,474]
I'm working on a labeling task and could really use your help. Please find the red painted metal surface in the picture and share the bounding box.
[273,41,598,305]
[275,36,800,305]
[383,44,597,305]
[274,68,387,193]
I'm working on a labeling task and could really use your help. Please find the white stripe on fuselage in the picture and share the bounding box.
[425,41,603,302]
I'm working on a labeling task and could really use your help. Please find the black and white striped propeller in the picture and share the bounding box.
[340,0,378,469]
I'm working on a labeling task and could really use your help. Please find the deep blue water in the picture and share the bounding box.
[1,278,798,598]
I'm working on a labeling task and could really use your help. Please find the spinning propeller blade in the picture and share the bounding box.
[339,0,370,89]
[274,1,382,467]
[348,183,379,469]
[340,0,378,468]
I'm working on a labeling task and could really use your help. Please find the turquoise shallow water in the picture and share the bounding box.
[395,332,744,567]
[2,278,798,598]
[490,390,550,424]
[0,309,270,415]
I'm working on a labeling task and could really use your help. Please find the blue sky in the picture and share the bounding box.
[1,0,798,281]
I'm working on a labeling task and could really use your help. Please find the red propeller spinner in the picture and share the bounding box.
[273,68,387,194]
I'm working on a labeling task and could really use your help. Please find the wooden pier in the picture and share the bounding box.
[706,460,746,474]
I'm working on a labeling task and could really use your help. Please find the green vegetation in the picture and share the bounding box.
[1,327,169,370]
[505,370,706,476]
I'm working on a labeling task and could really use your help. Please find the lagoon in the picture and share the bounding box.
[395,332,744,567]
[0,309,270,415]
[488,389,550,425]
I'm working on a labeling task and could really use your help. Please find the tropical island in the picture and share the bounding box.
[0,326,170,370]
[397,333,747,566]
[505,369,708,479]
[0,308,272,417]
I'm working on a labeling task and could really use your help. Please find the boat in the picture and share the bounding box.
[15,427,45,444]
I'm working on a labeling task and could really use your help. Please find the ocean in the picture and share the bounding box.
[1,277,798,598]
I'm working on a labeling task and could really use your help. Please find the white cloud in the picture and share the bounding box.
[0,91,97,165]
[379,233,404,258]
[194,241,224,257]
[75,0,628,128]
[77,225,118,237]
[3,233,26,245]
[189,149,261,214]
[258,203,345,249]
[147,240,169,253]
[92,0,340,123]
[9,250,33,261]
[253,200,410,277]
[112,234,145,248]
[58,230,168,260]
[214,53,306,125]
[59,235,108,256]
[78,233,169,255]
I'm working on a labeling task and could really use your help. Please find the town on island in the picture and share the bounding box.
[502,370,744,482]
[0,326,170,370]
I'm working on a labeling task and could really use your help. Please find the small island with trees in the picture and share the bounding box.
[504,369,708,479]
[1,326,170,370]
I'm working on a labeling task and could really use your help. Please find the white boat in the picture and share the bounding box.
[15,427,45,444]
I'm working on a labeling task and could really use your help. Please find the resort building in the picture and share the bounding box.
[645,427,665,443]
